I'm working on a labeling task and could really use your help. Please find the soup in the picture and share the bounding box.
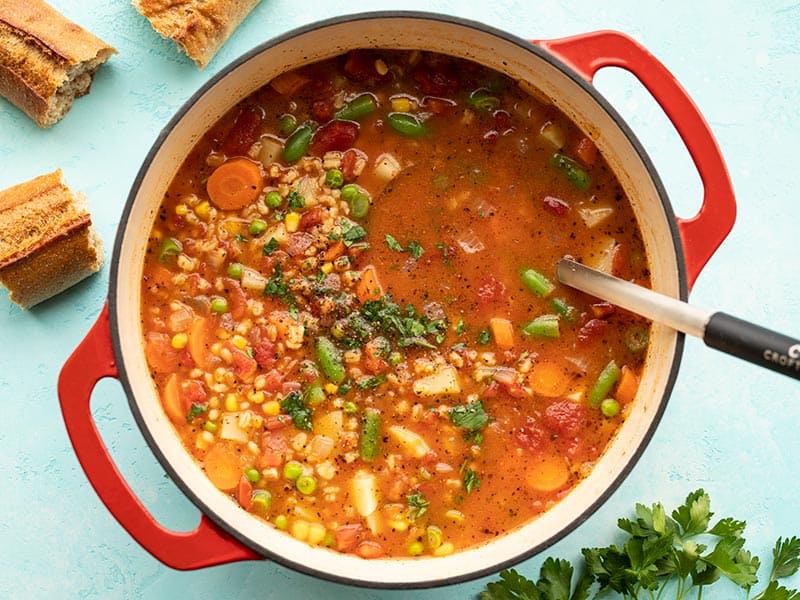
[140,49,650,559]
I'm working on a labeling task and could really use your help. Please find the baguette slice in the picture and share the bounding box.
[133,0,260,69]
[0,170,104,309]
[0,0,116,127]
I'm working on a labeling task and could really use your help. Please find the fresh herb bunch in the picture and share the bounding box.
[479,489,800,600]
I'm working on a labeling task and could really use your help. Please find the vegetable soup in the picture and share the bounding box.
[140,49,651,559]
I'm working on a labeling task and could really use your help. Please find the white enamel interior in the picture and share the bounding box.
[112,14,682,588]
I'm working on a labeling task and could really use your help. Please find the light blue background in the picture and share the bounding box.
[1,1,799,598]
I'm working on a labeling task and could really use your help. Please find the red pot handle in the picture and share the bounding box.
[57,303,261,569]
[536,31,736,291]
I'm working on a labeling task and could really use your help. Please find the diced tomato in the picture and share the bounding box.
[263,416,291,432]
[181,379,208,406]
[309,120,359,155]
[285,232,314,257]
[514,418,547,452]
[334,523,365,552]
[230,346,257,382]
[481,381,501,399]
[260,369,284,392]
[310,99,334,122]
[493,110,512,132]
[144,332,182,373]
[412,66,458,96]
[422,96,456,115]
[355,541,385,559]
[253,338,277,370]
[237,476,253,511]
[221,105,264,156]
[543,400,585,437]
[260,432,289,466]
[574,136,598,166]
[342,50,381,82]
[476,276,507,304]
[590,302,615,319]
[577,318,607,344]
[299,206,324,230]
[223,278,248,320]
[543,195,570,216]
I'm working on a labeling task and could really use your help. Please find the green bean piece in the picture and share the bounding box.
[520,268,556,298]
[315,336,346,383]
[283,123,314,163]
[521,314,560,338]
[266,190,283,208]
[468,89,500,112]
[251,490,272,512]
[304,382,326,405]
[588,360,621,407]
[296,474,317,495]
[350,192,370,219]
[387,112,427,136]
[158,237,182,262]
[335,94,377,121]
[359,408,382,461]
[624,325,650,353]
[552,152,591,191]
[226,262,243,279]
[550,297,578,322]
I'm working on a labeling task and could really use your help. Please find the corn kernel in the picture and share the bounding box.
[263,400,280,416]
[374,59,388,76]
[320,262,334,275]
[444,509,465,524]
[307,522,327,545]
[195,201,211,220]
[247,440,260,455]
[232,335,248,350]
[225,393,239,412]
[248,391,265,404]
[391,97,412,112]
[174,204,189,216]
[323,383,338,395]
[150,230,164,242]
[170,332,188,349]
[433,541,455,557]
[284,211,301,232]
[291,519,310,541]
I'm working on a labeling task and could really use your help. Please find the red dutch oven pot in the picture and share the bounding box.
[57,13,735,589]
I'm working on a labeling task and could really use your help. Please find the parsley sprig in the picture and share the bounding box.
[479,490,800,600]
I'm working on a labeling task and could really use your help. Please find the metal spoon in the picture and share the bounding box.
[556,258,800,380]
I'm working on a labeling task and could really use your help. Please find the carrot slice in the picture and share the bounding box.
[323,240,346,262]
[528,360,570,398]
[162,373,184,423]
[206,158,263,210]
[615,365,640,405]
[204,444,241,491]
[525,453,570,493]
[187,317,209,369]
[237,476,253,510]
[489,317,514,349]
[356,265,384,303]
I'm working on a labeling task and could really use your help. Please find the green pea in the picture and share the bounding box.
[296,475,317,495]
[251,490,272,512]
[387,112,426,136]
[343,401,358,414]
[249,219,267,236]
[227,262,243,279]
[211,297,228,313]
[274,514,288,530]
[245,467,261,483]
[266,190,283,208]
[601,398,620,418]
[350,192,370,219]
[407,541,425,556]
[283,461,303,481]
[341,184,359,201]
[203,421,218,434]
[279,114,297,136]
[283,123,313,163]
[325,168,344,189]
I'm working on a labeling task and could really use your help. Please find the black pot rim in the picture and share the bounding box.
[108,10,686,590]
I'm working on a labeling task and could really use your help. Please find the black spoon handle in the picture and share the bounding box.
[704,312,800,380]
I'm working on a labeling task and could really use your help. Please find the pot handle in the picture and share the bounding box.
[57,303,261,569]
[536,31,736,291]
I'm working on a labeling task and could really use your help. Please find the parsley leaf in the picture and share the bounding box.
[287,190,305,210]
[449,400,488,431]
[385,234,404,252]
[263,237,280,255]
[280,391,312,431]
[235,233,249,243]
[407,491,429,521]
[478,328,491,344]
[340,218,367,246]
[770,537,800,582]
[463,468,480,494]
[356,373,387,390]
[185,402,207,424]
[361,295,447,349]
[407,240,424,260]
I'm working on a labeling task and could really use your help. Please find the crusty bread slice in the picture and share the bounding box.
[0,170,104,309]
[0,0,116,127]
[132,0,260,69]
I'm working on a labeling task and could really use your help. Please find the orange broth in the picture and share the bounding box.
[140,50,651,559]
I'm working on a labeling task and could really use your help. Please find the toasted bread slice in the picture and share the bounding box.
[0,170,104,309]
[0,0,116,127]
[132,0,260,69]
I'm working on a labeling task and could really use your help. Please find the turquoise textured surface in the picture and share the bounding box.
[1,1,799,598]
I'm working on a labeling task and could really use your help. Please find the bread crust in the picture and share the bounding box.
[132,0,260,68]
[0,0,116,127]
[0,170,104,309]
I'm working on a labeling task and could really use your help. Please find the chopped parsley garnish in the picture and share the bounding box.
[407,240,424,259]
[264,263,288,297]
[235,233,249,243]
[449,400,488,432]
[287,190,305,210]
[280,391,312,431]
[185,403,207,424]
[477,328,491,344]
[361,295,447,349]
[455,317,466,335]
[407,491,430,521]
[262,237,280,255]
[356,374,387,390]
[463,468,480,494]
[385,234,404,252]
[340,218,367,246]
